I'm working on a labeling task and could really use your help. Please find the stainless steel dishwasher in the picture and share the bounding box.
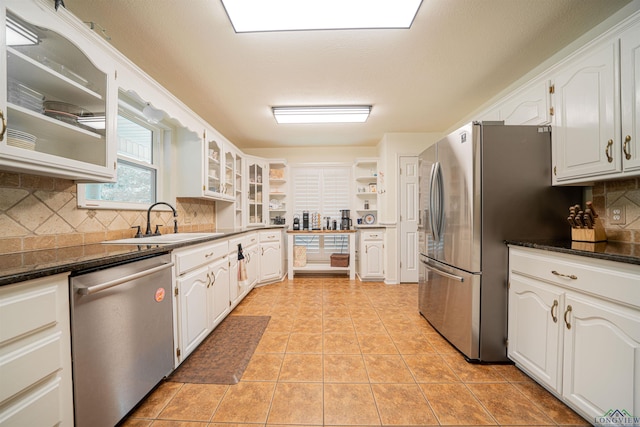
[70,254,174,427]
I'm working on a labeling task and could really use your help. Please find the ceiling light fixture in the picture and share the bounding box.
[272,106,371,124]
[221,0,422,33]
[6,16,39,46]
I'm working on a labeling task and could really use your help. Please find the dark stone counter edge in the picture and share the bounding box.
[0,226,287,287]
[506,240,640,266]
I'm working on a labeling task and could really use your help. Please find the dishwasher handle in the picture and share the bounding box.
[75,261,174,296]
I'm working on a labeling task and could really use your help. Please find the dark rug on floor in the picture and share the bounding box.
[168,315,270,385]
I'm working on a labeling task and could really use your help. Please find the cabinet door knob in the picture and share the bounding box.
[564,305,572,329]
[0,109,6,142]
[623,135,632,160]
[605,139,614,163]
[551,299,558,323]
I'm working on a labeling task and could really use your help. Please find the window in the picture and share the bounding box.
[291,165,351,260]
[78,93,169,210]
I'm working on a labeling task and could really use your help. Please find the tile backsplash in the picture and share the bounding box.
[592,177,640,243]
[0,172,216,254]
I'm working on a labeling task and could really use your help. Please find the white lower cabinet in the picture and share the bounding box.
[562,294,640,418]
[174,240,229,363]
[209,255,230,326]
[358,229,384,280]
[508,275,562,391]
[259,230,283,283]
[0,274,74,427]
[245,241,260,289]
[508,247,640,422]
[176,266,209,359]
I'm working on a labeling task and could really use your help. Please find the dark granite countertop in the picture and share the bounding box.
[0,226,287,287]
[506,239,640,266]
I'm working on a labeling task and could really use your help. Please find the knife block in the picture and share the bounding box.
[571,218,607,242]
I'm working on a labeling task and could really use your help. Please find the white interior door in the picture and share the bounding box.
[400,156,419,283]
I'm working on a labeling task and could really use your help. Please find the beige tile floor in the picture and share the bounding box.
[122,276,590,426]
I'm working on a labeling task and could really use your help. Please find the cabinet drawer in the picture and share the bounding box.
[0,281,58,345]
[259,230,281,243]
[0,377,63,427]
[361,230,383,241]
[509,247,640,309]
[175,241,229,275]
[0,333,62,403]
[229,233,258,252]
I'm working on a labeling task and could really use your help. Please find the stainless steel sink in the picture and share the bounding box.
[103,232,224,245]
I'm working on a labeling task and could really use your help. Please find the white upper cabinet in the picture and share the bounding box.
[176,127,236,202]
[552,39,620,183]
[483,79,551,126]
[247,157,267,226]
[1,1,117,181]
[552,18,640,184]
[620,23,640,172]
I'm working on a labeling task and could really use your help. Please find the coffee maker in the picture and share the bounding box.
[302,211,310,230]
[340,209,352,230]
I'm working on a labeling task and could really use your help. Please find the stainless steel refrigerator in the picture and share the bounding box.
[418,121,581,362]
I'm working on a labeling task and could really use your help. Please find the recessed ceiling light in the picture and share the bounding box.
[272,106,371,124]
[221,0,422,33]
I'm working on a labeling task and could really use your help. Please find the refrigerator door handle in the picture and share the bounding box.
[429,162,442,242]
[421,259,464,282]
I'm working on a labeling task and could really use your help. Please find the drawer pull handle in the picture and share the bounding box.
[605,139,614,163]
[205,252,215,258]
[551,299,558,323]
[564,305,572,329]
[551,270,577,280]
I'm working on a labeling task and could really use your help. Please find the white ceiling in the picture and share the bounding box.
[62,0,631,149]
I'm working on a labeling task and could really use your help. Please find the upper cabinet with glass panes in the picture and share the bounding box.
[176,126,235,202]
[0,2,118,181]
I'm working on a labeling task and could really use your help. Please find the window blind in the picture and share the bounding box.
[291,165,351,259]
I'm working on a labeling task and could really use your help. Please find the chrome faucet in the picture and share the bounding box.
[145,202,178,236]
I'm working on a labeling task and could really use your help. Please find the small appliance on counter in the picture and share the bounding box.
[340,209,352,230]
[293,215,300,230]
[303,211,309,230]
[272,216,286,225]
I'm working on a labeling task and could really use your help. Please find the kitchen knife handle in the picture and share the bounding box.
[574,215,583,228]
[605,139,614,163]
[623,135,632,160]
[586,202,598,218]
[551,300,558,323]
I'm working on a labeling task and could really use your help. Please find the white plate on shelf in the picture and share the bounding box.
[363,213,376,224]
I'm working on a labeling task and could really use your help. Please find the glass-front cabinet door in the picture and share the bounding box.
[223,150,235,196]
[203,133,234,201]
[247,158,266,226]
[206,138,222,195]
[1,2,116,181]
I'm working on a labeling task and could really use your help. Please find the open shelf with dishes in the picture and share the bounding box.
[353,159,379,225]
[268,160,287,226]
[2,9,113,181]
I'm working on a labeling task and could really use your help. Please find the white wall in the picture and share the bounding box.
[376,132,441,284]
